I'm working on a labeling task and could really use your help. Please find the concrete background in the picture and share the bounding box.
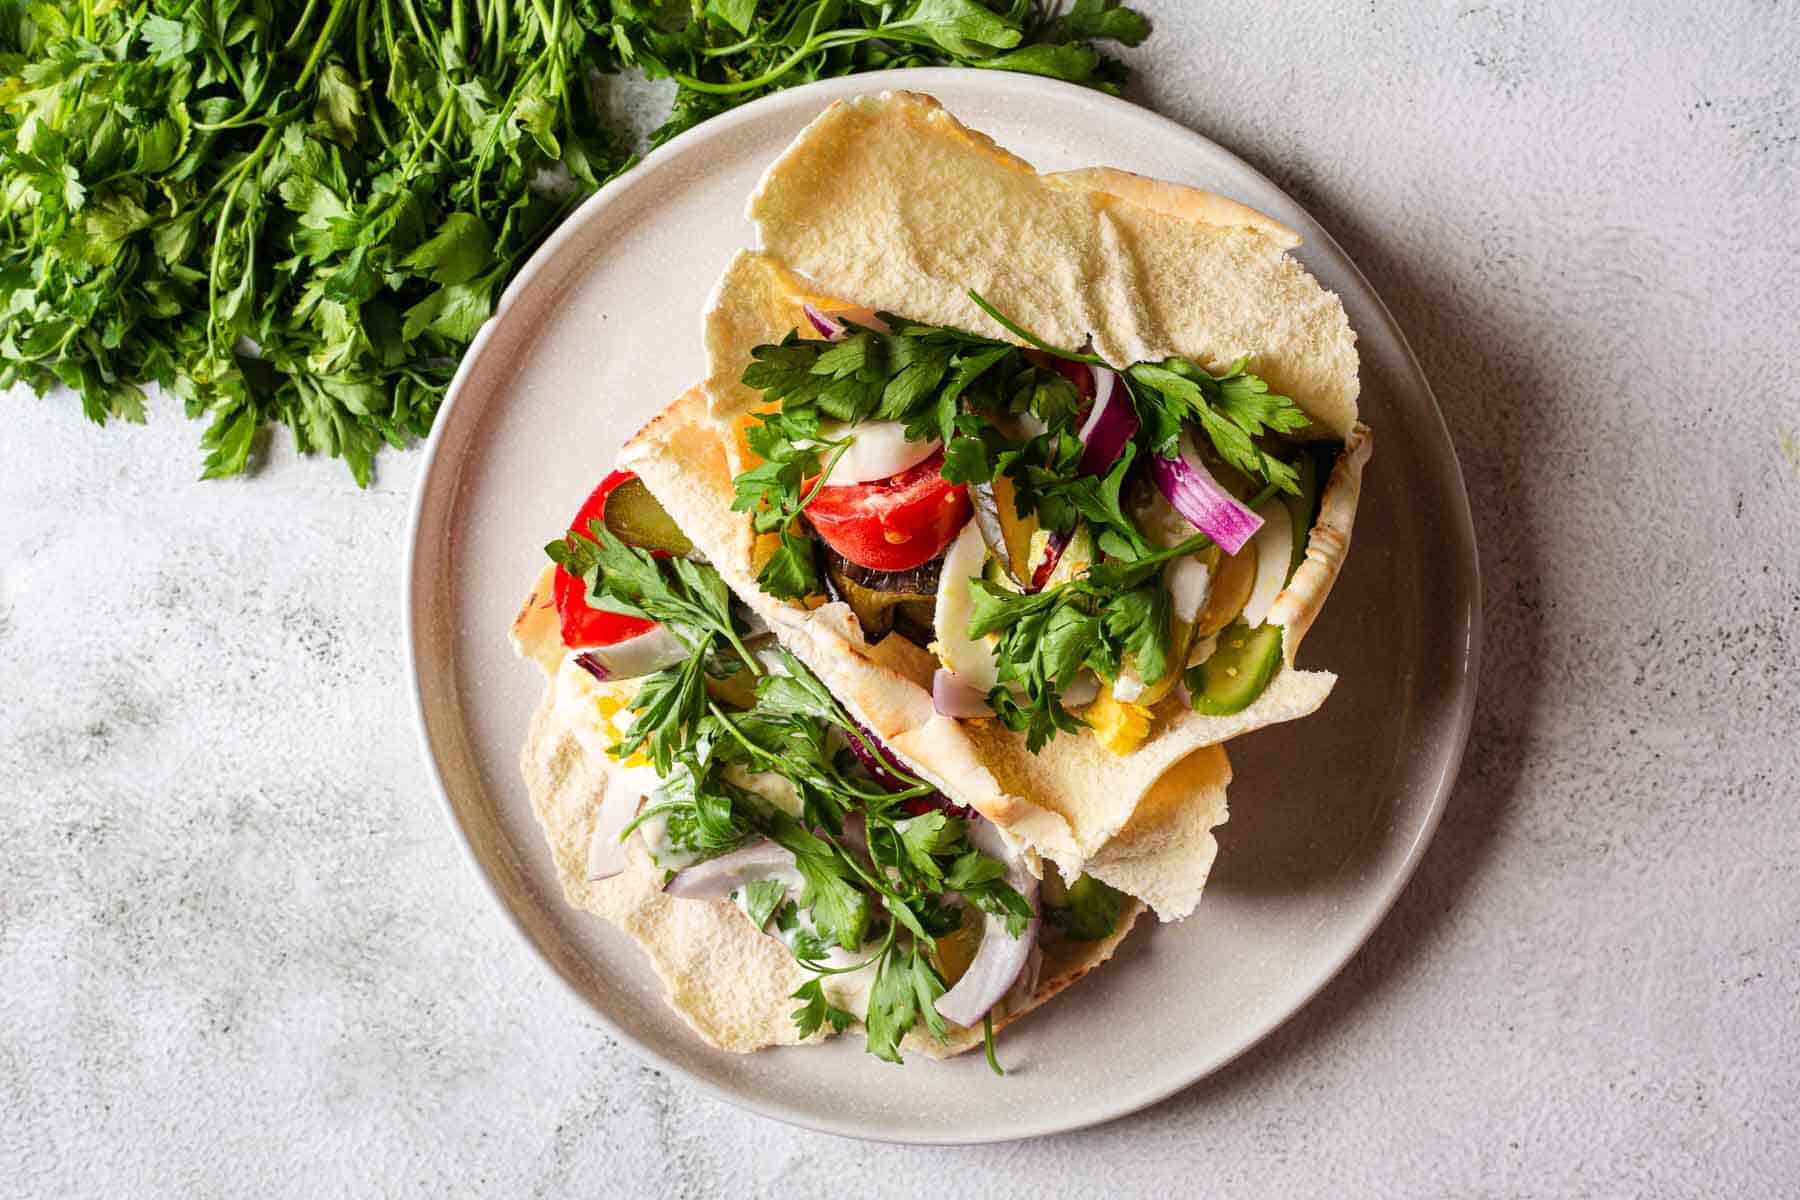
[3,2,1797,1195]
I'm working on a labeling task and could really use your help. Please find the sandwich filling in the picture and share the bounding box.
[730,298,1341,755]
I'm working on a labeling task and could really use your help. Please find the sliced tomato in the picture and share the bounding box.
[553,470,658,648]
[802,448,971,572]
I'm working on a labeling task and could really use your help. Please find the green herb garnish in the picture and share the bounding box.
[1,2,1150,483]
[551,534,1030,1062]
[732,291,1309,739]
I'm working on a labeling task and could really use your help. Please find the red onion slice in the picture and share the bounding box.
[935,819,1041,1028]
[1026,529,1071,593]
[1150,431,1265,556]
[1075,364,1136,477]
[932,667,993,718]
[664,841,798,900]
[584,776,645,882]
[572,624,687,679]
[803,303,845,340]
[802,303,891,341]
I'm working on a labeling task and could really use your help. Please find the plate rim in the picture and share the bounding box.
[402,66,1482,1144]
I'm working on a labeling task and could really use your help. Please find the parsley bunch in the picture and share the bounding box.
[664,644,1034,1063]
[0,2,1150,484]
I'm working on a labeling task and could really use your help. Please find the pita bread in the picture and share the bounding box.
[509,564,1141,1056]
[653,93,1371,915]
[741,90,1360,439]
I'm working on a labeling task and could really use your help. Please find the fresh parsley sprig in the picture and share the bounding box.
[1126,357,1312,494]
[546,520,762,771]
[967,569,1173,752]
[548,521,759,664]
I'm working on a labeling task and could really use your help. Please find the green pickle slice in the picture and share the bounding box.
[1283,451,1322,577]
[1187,620,1283,715]
[605,476,693,556]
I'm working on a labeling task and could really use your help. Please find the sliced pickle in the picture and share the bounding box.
[929,904,983,986]
[605,475,693,556]
[1186,620,1283,716]
[970,473,1038,586]
[1283,451,1323,576]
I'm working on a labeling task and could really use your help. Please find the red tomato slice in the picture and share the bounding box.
[802,448,972,572]
[553,470,659,648]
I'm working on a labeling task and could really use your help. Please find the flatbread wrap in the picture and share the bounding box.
[620,92,1371,914]
[510,457,1147,1063]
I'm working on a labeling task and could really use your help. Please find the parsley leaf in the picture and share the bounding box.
[766,820,870,953]
[893,812,959,884]
[865,945,945,1063]
[739,878,787,931]
[1043,873,1125,941]
[790,978,855,1040]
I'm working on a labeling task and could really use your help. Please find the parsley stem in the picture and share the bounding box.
[286,0,327,51]
[402,90,456,175]
[966,289,1106,364]
[983,1013,1004,1076]
[296,0,358,91]
[706,700,781,765]
[700,34,758,57]
[355,0,393,150]
[718,622,763,679]
[794,438,852,520]
[672,27,868,94]
[839,722,937,799]
[616,801,677,843]
[796,925,895,976]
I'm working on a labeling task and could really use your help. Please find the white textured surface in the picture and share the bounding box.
[3,2,1797,1194]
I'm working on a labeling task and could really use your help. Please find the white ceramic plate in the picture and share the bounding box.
[404,69,1479,1144]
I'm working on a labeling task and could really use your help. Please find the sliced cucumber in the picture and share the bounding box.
[970,473,1037,586]
[1186,620,1283,716]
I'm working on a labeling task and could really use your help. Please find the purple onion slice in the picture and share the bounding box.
[802,303,846,341]
[570,624,687,679]
[1149,431,1265,556]
[1074,364,1136,477]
